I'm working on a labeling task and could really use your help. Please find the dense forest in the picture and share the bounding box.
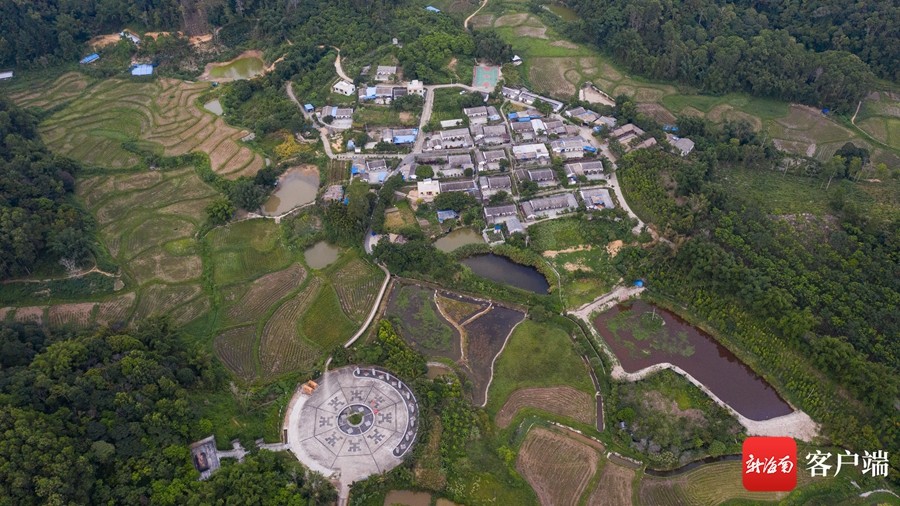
[0,98,95,278]
[0,0,184,67]
[614,124,899,468]
[0,319,336,505]
[567,0,895,111]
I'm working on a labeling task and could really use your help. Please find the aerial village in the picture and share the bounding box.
[311,59,693,247]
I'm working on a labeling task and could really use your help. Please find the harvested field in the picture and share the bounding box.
[95,293,136,326]
[132,283,203,322]
[259,278,323,377]
[463,305,526,406]
[8,72,91,110]
[639,460,802,505]
[48,303,97,329]
[637,103,677,125]
[130,247,202,283]
[40,78,264,177]
[588,462,635,506]
[434,292,489,324]
[214,325,258,381]
[13,307,45,325]
[516,427,598,506]
[330,258,383,322]
[0,308,11,321]
[529,58,579,96]
[496,386,594,428]
[169,295,211,325]
[469,14,495,29]
[209,220,293,286]
[227,264,307,324]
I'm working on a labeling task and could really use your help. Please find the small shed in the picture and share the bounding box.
[425,5,441,12]
[0,71,13,81]
[80,53,100,65]
[303,103,314,113]
[437,210,459,223]
[131,64,153,76]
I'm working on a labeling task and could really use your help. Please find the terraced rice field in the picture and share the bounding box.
[214,325,259,381]
[48,303,97,329]
[7,72,91,110]
[495,386,595,428]
[330,258,384,322]
[208,220,293,286]
[226,264,307,324]
[259,278,323,378]
[131,283,204,322]
[37,77,264,177]
[639,460,807,505]
[95,293,137,326]
[516,427,599,506]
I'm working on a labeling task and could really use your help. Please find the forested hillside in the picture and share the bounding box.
[614,121,899,466]
[0,98,95,278]
[567,0,896,111]
[0,0,184,67]
[0,319,336,505]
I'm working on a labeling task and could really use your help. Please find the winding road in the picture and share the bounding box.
[464,0,490,31]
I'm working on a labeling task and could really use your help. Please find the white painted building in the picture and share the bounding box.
[332,80,357,96]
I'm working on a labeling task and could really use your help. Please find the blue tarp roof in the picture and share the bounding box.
[80,53,100,64]
[583,146,597,152]
[351,167,360,175]
[508,112,518,119]
[437,210,459,223]
[425,6,441,12]
[131,64,153,76]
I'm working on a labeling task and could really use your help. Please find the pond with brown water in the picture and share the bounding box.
[593,300,792,421]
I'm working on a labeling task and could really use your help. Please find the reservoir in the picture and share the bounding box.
[208,57,265,80]
[461,254,550,294]
[593,300,793,421]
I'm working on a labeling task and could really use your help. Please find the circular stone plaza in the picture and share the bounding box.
[285,366,420,502]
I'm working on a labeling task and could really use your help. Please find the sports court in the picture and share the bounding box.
[472,64,500,90]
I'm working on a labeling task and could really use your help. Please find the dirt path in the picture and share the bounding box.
[464,0,490,31]
[2,265,118,284]
[569,284,644,321]
[334,50,352,82]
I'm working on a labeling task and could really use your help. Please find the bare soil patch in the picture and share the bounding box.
[543,245,593,258]
[469,14,495,29]
[606,240,624,257]
[494,13,529,26]
[517,427,598,506]
[514,25,548,39]
[89,33,123,49]
[644,391,706,424]
[496,386,595,427]
[551,40,579,49]
[680,106,704,118]
[588,462,636,506]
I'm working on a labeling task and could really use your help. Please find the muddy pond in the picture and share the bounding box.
[593,300,792,421]
[461,254,550,294]
[433,228,484,252]
[383,490,431,506]
[304,241,340,269]
[207,56,265,80]
[262,166,319,215]
[203,99,223,115]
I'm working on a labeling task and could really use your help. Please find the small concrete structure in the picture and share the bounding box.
[512,143,550,165]
[483,204,518,225]
[190,436,248,480]
[580,187,614,210]
[407,80,425,96]
[565,160,605,182]
[0,71,13,81]
[375,65,397,82]
[333,80,356,96]
[131,64,153,76]
[666,133,695,156]
[417,178,441,201]
[521,193,578,220]
[323,185,344,202]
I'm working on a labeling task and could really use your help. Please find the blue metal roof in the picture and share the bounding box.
[80,53,99,64]
[131,64,153,76]
[303,103,314,111]
[437,210,459,223]
[393,135,416,144]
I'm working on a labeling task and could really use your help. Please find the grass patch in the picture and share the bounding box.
[208,220,294,286]
[354,105,418,127]
[299,283,357,350]
[486,319,593,415]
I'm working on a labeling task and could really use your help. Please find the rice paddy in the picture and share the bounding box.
[22,74,264,177]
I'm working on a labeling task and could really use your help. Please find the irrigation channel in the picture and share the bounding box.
[461,254,550,293]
